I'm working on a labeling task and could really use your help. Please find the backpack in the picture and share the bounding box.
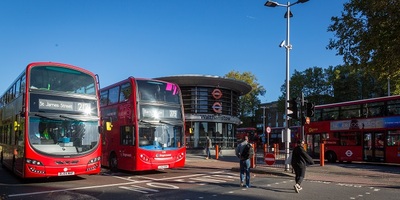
[240,143,254,160]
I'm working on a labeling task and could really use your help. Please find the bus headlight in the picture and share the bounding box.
[176,152,185,161]
[139,154,150,163]
[88,156,101,164]
[26,158,43,166]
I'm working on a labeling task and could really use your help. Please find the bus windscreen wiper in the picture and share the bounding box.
[139,120,156,125]
[60,115,79,121]
[35,113,52,120]
[159,120,174,125]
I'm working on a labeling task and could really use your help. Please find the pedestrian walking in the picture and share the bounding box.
[205,136,212,159]
[291,140,314,193]
[235,136,254,188]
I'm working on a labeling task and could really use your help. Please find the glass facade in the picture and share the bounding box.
[181,86,242,149]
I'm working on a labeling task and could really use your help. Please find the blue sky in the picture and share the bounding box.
[0,0,348,102]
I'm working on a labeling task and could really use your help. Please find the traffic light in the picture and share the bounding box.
[306,102,315,117]
[287,98,299,119]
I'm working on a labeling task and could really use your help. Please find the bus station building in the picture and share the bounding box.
[156,75,252,150]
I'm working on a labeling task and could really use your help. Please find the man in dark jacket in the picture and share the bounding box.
[291,140,314,193]
[235,136,254,188]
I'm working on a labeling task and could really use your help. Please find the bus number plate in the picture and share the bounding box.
[58,171,75,176]
[158,165,169,169]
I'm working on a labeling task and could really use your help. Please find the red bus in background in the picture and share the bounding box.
[236,127,259,145]
[269,126,301,150]
[100,77,185,172]
[0,62,102,178]
[305,95,400,164]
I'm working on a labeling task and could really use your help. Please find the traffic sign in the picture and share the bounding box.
[266,126,271,134]
[264,153,275,165]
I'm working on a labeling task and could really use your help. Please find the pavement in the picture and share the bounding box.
[185,149,400,188]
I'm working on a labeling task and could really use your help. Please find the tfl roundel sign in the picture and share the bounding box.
[212,89,222,100]
[212,102,222,113]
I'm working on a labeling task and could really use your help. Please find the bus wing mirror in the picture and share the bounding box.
[106,122,113,131]
[98,125,102,134]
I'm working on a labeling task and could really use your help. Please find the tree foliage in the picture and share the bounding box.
[327,0,400,95]
[278,67,335,111]
[225,71,266,126]
[278,64,386,111]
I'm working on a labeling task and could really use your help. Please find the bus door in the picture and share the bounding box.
[14,114,25,175]
[306,133,321,158]
[118,125,135,171]
[363,132,385,162]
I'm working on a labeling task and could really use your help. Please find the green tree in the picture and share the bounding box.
[225,71,266,127]
[327,0,400,95]
[278,66,334,113]
[326,64,386,102]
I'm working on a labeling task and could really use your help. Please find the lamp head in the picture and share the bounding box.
[298,0,309,3]
[264,1,278,7]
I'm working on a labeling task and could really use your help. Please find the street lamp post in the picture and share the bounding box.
[264,0,309,171]
[261,106,266,151]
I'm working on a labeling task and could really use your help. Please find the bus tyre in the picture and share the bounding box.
[326,151,337,163]
[109,153,118,172]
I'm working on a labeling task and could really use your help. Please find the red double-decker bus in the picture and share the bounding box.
[100,77,185,171]
[236,127,259,145]
[0,62,102,178]
[305,95,400,163]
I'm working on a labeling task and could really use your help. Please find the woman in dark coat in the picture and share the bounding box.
[291,140,314,193]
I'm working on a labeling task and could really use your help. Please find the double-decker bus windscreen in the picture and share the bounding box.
[29,117,99,155]
[28,65,99,156]
[136,80,184,149]
[30,66,96,95]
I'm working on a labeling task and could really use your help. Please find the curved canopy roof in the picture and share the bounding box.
[155,74,252,95]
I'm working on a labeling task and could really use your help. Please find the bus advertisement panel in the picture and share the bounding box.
[0,62,101,178]
[100,77,185,172]
[305,95,400,164]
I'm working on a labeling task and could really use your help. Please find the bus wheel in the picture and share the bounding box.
[326,151,337,163]
[109,153,118,172]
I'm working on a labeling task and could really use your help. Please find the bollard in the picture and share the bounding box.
[264,143,267,155]
[320,143,325,166]
[178,142,181,148]
[215,144,219,160]
[250,143,256,168]
[275,143,280,157]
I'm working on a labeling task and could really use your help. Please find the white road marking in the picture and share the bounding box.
[146,182,179,189]
[119,185,159,194]
[7,172,230,197]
